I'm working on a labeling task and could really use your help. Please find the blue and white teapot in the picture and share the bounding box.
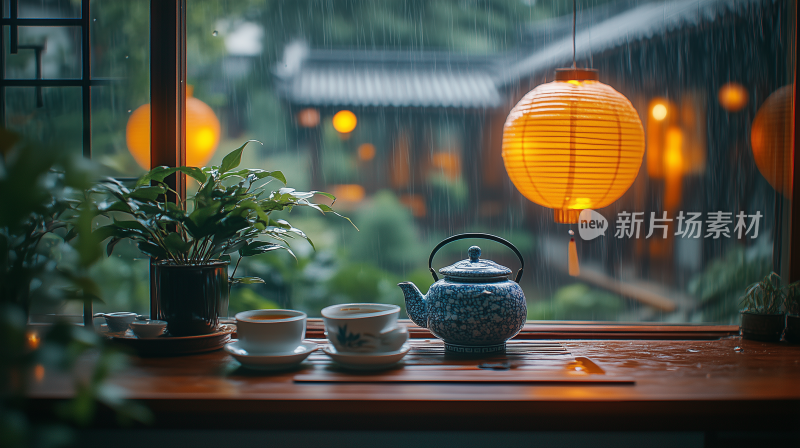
[398,233,526,355]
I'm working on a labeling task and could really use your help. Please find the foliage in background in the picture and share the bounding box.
[230,244,433,316]
[740,272,784,315]
[528,283,623,321]
[0,130,150,448]
[93,141,353,286]
[348,191,422,273]
[688,243,772,322]
[86,245,151,315]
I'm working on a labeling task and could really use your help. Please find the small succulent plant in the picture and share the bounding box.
[740,272,784,315]
[784,281,800,316]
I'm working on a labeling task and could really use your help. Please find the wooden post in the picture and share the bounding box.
[789,9,798,284]
[149,0,187,319]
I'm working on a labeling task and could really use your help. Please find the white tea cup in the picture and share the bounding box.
[235,309,306,354]
[321,303,408,353]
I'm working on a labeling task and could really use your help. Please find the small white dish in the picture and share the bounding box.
[225,340,318,371]
[130,320,167,339]
[323,343,411,370]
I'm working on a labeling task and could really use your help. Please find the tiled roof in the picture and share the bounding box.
[274,0,766,107]
[280,65,501,109]
[274,44,503,109]
[502,0,766,84]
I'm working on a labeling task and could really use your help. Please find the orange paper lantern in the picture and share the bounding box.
[750,85,793,197]
[126,87,221,169]
[502,69,645,223]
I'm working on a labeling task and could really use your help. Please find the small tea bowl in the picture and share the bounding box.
[130,320,167,339]
[94,312,142,333]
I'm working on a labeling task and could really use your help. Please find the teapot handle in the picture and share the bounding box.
[428,233,524,283]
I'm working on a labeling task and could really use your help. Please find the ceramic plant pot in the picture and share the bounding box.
[153,260,229,336]
[740,311,785,342]
[784,314,800,343]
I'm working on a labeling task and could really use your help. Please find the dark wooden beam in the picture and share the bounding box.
[790,11,799,284]
[150,0,187,188]
[149,0,187,319]
[82,0,92,326]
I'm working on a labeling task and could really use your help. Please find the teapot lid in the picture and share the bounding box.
[439,246,512,280]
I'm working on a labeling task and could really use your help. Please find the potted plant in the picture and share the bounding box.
[739,272,785,342]
[92,141,351,336]
[784,281,800,343]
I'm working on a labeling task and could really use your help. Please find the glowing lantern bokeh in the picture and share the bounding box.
[502,69,645,223]
[358,143,376,161]
[126,87,221,169]
[329,184,366,203]
[751,85,793,197]
[297,108,320,128]
[652,103,668,121]
[646,98,675,179]
[332,110,357,134]
[718,82,749,112]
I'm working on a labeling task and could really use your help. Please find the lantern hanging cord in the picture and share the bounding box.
[572,0,576,69]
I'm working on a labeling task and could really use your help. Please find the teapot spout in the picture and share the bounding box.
[398,282,428,328]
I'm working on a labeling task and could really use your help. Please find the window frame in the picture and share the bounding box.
[0,0,99,326]
[3,0,798,332]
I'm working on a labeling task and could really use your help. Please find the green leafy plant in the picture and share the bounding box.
[740,272,785,315]
[92,141,353,284]
[0,131,101,311]
[784,281,800,316]
[1,130,149,448]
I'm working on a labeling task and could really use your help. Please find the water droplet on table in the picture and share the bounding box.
[734,346,742,352]
[687,349,699,353]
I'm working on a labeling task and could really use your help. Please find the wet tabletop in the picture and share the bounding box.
[26,337,800,431]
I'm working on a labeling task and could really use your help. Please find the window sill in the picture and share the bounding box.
[305,319,739,340]
[30,317,739,340]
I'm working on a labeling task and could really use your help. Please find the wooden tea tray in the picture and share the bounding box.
[104,324,235,357]
[294,340,635,384]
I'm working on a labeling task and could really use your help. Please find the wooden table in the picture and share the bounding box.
[27,335,800,447]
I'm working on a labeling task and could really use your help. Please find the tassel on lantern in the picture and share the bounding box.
[568,237,580,277]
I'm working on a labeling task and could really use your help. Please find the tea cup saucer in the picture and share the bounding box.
[322,343,411,370]
[225,340,318,371]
